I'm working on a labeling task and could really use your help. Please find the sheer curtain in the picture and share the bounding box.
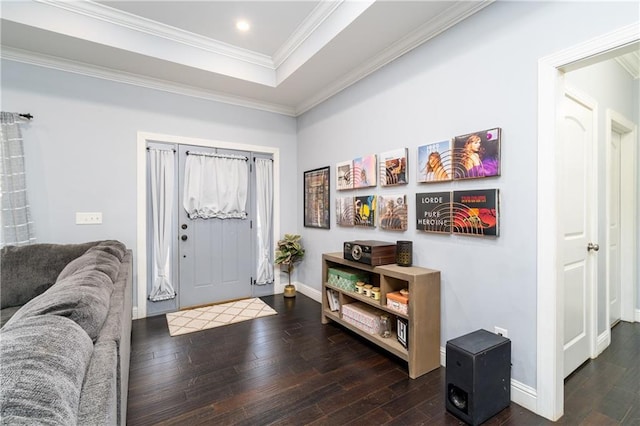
[255,158,274,284]
[0,112,35,246]
[148,148,176,302]
[183,152,248,219]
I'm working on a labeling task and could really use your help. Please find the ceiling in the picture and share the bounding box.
[0,0,494,116]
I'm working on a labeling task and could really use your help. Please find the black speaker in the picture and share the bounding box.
[445,329,511,426]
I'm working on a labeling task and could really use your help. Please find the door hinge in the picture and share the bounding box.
[250,220,253,229]
[251,277,254,285]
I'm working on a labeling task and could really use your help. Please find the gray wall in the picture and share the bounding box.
[565,59,639,332]
[296,1,638,390]
[1,60,298,307]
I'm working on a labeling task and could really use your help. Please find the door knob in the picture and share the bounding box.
[181,235,188,241]
[587,242,599,252]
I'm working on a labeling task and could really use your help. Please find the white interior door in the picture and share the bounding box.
[560,89,597,379]
[608,129,622,326]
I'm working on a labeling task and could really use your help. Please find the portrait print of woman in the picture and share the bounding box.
[452,128,501,180]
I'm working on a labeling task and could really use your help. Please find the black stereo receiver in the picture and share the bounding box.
[343,240,396,266]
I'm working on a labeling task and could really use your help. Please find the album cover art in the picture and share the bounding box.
[354,195,376,227]
[378,194,408,231]
[379,148,408,186]
[336,160,353,190]
[336,197,355,226]
[451,189,499,236]
[452,128,501,180]
[416,192,451,234]
[417,140,452,183]
[353,154,377,188]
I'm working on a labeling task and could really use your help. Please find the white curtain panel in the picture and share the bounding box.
[255,158,274,284]
[148,148,176,302]
[183,152,248,219]
[0,112,35,246]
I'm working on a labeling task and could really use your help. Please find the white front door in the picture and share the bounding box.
[608,129,622,326]
[560,88,598,379]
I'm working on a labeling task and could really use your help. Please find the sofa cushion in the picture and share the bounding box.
[0,314,94,425]
[5,270,114,341]
[78,340,118,426]
[57,240,126,283]
[0,241,100,309]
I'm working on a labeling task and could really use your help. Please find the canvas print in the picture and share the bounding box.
[303,166,330,229]
[336,160,353,190]
[379,148,408,186]
[452,189,500,236]
[378,194,408,231]
[353,154,377,188]
[452,128,501,180]
[354,195,376,227]
[336,197,355,226]
[416,192,452,233]
[417,140,452,183]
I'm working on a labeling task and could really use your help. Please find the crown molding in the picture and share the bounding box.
[1,47,296,117]
[615,51,640,79]
[295,0,494,115]
[37,0,274,69]
[272,1,342,68]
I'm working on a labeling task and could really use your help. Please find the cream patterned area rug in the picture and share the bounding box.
[166,297,277,336]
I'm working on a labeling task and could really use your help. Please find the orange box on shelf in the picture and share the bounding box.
[386,291,409,315]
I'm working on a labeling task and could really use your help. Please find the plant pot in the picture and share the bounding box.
[283,284,296,298]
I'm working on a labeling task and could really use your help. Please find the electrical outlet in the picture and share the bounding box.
[76,212,102,225]
[494,326,508,338]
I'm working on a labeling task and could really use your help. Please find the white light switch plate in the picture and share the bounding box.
[76,212,102,224]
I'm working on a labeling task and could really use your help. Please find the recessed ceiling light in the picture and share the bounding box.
[236,20,250,32]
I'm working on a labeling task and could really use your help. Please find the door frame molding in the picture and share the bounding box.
[536,23,639,421]
[605,109,638,325]
[136,131,281,319]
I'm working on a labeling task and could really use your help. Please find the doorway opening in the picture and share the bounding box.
[136,132,281,319]
[537,24,639,421]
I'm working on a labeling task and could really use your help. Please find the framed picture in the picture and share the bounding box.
[353,154,377,188]
[379,148,408,186]
[416,191,452,234]
[336,160,353,190]
[304,166,330,229]
[378,194,408,231]
[354,194,376,227]
[452,189,500,236]
[336,196,355,226]
[417,140,452,183]
[452,128,501,180]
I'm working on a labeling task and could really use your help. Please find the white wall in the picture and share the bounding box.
[296,0,638,391]
[1,60,298,308]
[565,59,639,331]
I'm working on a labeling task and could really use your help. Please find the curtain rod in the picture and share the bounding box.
[19,113,33,120]
[186,150,248,161]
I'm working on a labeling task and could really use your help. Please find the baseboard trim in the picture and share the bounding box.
[596,329,611,357]
[295,281,322,303]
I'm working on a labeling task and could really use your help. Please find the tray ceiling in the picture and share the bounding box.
[2,1,495,115]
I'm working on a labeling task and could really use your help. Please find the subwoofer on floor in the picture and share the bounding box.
[445,329,511,426]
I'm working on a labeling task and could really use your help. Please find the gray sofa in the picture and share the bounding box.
[0,240,133,425]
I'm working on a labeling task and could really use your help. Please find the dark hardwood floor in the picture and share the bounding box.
[127,294,640,425]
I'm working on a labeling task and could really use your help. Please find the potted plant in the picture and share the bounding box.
[275,234,305,297]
